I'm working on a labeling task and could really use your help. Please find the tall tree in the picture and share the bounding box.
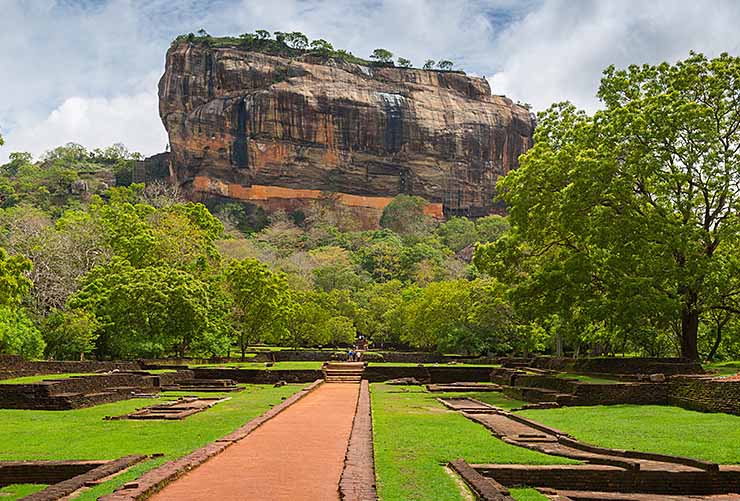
[476,52,740,361]
[224,258,289,359]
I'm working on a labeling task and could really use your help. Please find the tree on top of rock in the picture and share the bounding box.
[437,60,454,71]
[370,49,393,64]
[397,57,412,68]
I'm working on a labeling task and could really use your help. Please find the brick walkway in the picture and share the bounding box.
[151,383,360,501]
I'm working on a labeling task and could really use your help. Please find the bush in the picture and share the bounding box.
[0,307,45,359]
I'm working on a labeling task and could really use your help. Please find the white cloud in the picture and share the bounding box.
[3,0,740,162]
[3,88,167,162]
[487,0,740,112]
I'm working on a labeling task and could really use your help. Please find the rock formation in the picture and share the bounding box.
[159,41,534,226]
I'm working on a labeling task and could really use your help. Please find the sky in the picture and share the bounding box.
[3,0,740,162]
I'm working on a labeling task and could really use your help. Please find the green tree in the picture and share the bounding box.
[475,215,509,243]
[437,216,478,252]
[0,306,45,358]
[379,195,432,237]
[70,259,224,358]
[437,60,454,71]
[224,258,290,359]
[44,309,99,360]
[476,52,740,361]
[255,29,270,40]
[309,39,334,55]
[423,60,435,70]
[397,57,412,68]
[279,290,329,348]
[325,316,356,346]
[285,32,308,50]
[370,49,393,64]
[0,247,32,307]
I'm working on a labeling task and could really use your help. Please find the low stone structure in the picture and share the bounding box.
[0,456,146,500]
[0,371,193,410]
[667,376,740,415]
[505,356,704,376]
[106,397,230,420]
[442,398,740,499]
[0,355,140,381]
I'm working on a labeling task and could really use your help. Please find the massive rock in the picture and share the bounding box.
[159,41,534,226]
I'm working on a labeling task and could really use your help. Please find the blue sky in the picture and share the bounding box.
[3,0,740,162]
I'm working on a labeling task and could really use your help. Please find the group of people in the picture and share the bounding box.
[347,348,363,362]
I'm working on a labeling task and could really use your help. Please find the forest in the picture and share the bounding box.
[2,52,740,362]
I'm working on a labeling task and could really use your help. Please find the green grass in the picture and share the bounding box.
[510,487,548,500]
[705,361,740,376]
[0,373,96,384]
[0,484,48,500]
[0,384,306,499]
[367,362,501,368]
[463,391,527,410]
[0,370,176,385]
[521,404,740,464]
[371,384,577,501]
[190,361,323,370]
[554,373,620,384]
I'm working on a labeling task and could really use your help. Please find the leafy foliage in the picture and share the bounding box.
[475,52,740,361]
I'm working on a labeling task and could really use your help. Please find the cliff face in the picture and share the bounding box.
[159,42,534,225]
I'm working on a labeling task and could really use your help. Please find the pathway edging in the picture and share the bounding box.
[100,379,324,501]
[339,380,378,500]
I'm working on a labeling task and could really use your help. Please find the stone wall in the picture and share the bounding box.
[192,368,323,384]
[525,356,703,375]
[667,377,740,416]
[0,371,192,410]
[570,382,667,406]
[475,464,740,496]
[0,355,140,381]
[0,460,105,487]
[364,366,493,383]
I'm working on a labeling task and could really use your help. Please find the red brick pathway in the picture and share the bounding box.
[151,383,360,501]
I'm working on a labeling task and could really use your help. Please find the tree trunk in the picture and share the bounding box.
[680,304,700,361]
[555,332,563,357]
[706,317,725,362]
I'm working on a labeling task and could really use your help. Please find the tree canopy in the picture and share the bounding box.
[476,52,740,361]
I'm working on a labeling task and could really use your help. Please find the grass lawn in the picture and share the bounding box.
[521,404,740,464]
[705,361,740,376]
[0,484,48,500]
[0,384,306,499]
[371,384,577,501]
[0,369,177,385]
[0,373,96,384]
[190,361,324,370]
[366,362,501,368]
[509,488,548,500]
[554,373,620,384]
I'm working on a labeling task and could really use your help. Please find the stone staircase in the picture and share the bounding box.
[323,362,364,383]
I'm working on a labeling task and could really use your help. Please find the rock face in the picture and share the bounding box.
[159,41,534,226]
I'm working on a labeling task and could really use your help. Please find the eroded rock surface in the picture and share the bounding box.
[159,42,534,224]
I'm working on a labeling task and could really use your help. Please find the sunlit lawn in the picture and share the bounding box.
[371,384,576,501]
[190,361,324,369]
[0,369,176,385]
[522,404,740,464]
[0,384,306,500]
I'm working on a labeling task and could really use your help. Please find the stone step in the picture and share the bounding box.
[324,362,365,370]
[325,376,362,383]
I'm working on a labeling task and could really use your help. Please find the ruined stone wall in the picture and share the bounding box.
[0,355,141,381]
[523,356,703,375]
[667,377,740,415]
